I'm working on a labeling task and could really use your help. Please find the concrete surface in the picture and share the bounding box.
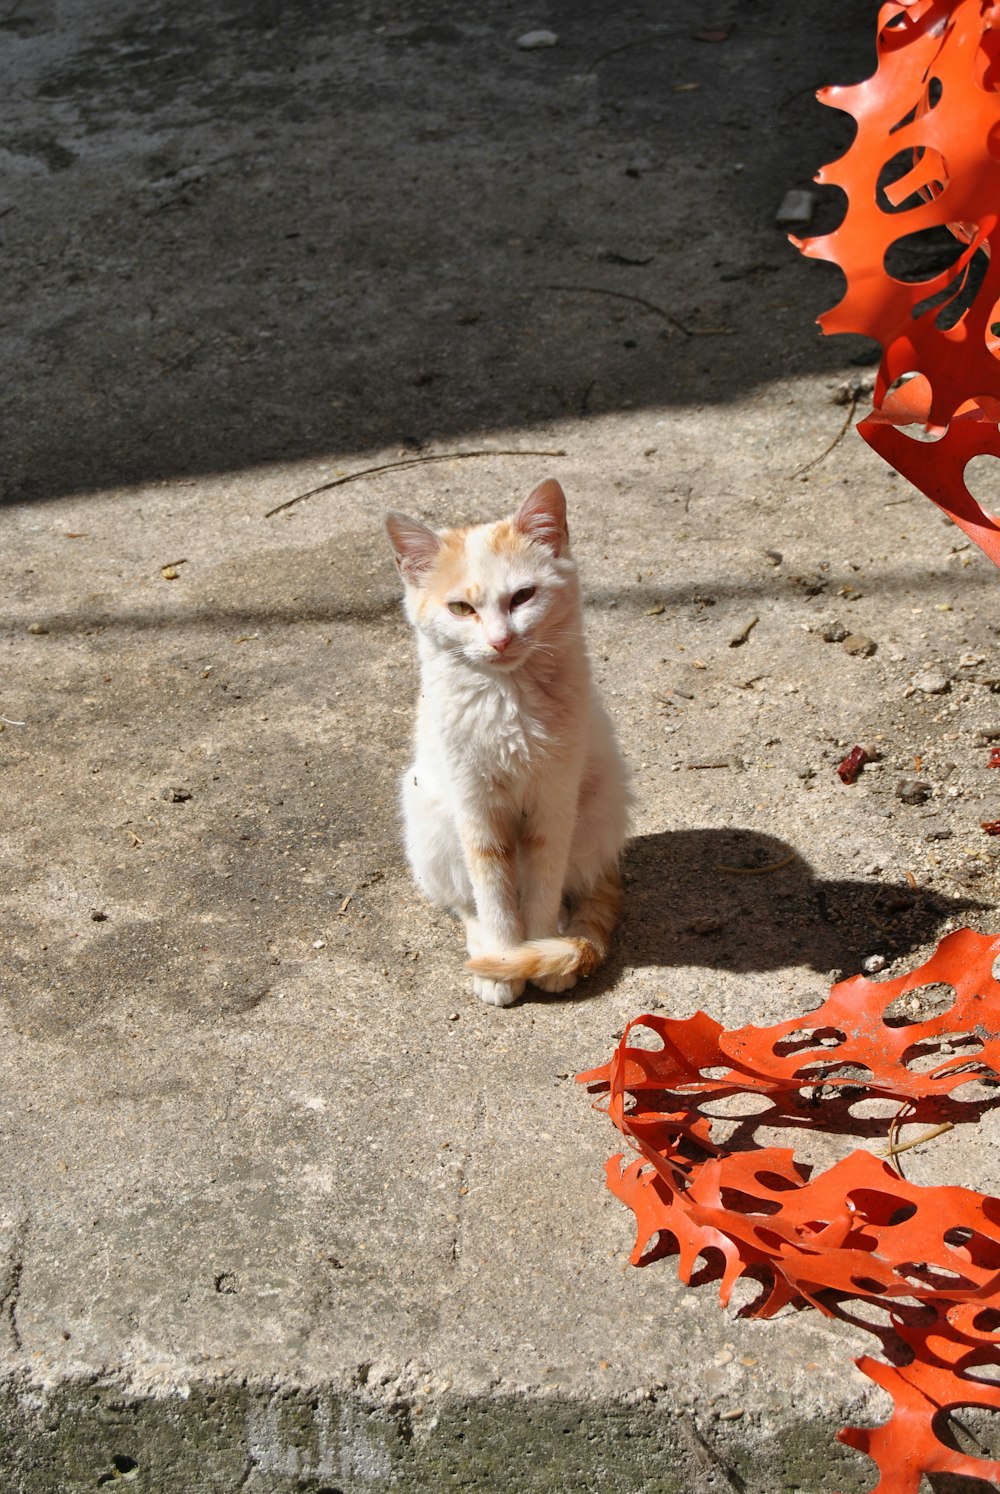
[2,1,1000,1490]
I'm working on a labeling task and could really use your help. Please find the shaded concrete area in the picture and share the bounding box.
[5,0,873,503]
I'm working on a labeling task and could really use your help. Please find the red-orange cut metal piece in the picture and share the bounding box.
[579,928,1000,1492]
[797,0,1000,568]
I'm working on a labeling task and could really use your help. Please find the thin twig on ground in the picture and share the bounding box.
[714,853,797,876]
[538,283,692,338]
[881,1121,954,1161]
[264,448,568,518]
[788,392,859,479]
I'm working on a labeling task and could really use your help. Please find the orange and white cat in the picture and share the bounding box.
[386,479,629,1007]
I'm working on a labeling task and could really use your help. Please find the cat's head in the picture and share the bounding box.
[385,479,577,671]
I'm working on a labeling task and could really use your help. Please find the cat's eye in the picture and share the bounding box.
[510,586,536,608]
[448,600,477,617]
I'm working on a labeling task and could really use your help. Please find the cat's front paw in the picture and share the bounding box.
[472,973,525,1008]
[532,970,578,994]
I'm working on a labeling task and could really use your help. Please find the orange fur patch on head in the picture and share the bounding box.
[414,526,476,619]
[487,519,534,562]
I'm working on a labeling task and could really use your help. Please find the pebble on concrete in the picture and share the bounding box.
[516,29,558,49]
[897,778,932,805]
[775,189,816,227]
[911,672,950,695]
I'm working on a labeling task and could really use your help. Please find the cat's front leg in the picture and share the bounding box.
[464,916,525,1006]
[519,793,578,993]
[460,823,525,1007]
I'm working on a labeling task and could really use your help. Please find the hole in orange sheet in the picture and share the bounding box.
[876,145,949,212]
[902,1033,985,1071]
[960,1355,1000,1385]
[933,1405,1000,1461]
[914,247,991,331]
[971,1308,1000,1336]
[882,983,957,1026]
[796,1061,875,1085]
[888,75,943,134]
[944,1227,1000,1271]
[848,1192,918,1227]
[880,371,942,433]
[963,453,1000,524]
[884,224,968,284]
[719,1187,782,1217]
[897,1260,973,1291]
[773,1026,847,1057]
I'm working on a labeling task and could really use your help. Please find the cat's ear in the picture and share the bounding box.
[385,512,442,584]
[514,479,568,556]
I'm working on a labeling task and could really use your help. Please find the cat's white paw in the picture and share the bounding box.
[473,974,525,1007]
[532,970,578,994]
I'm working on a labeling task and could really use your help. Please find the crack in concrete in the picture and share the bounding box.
[0,1215,30,1355]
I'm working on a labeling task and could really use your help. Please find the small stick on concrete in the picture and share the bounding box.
[539,283,692,337]
[714,853,796,876]
[885,1100,914,1176]
[265,448,568,518]
[788,391,859,479]
[882,1121,954,1161]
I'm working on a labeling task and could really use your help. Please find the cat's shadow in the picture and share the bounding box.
[524,827,989,1003]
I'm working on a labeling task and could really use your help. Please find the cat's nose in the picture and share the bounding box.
[489,633,512,654]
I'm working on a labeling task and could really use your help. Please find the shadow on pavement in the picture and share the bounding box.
[617,827,987,979]
[4,0,880,504]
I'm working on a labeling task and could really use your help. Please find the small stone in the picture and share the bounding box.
[819,620,848,643]
[516,29,558,49]
[718,1407,746,1422]
[775,189,816,227]
[689,915,723,935]
[862,954,887,974]
[161,566,179,581]
[843,633,876,657]
[831,375,875,406]
[925,827,953,841]
[763,549,782,566]
[90,909,108,922]
[896,778,931,805]
[912,671,950,695]
[26,622,49,635]
[161,785,192,802]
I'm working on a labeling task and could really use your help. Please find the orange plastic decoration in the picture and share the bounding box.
[798,0,1000,567]
[579,928,1000,1492]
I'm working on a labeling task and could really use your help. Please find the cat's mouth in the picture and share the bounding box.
[484,645,525,669]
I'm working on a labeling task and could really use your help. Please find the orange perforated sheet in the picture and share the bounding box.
[579,929,1000,1492]
[798,0,1000,566]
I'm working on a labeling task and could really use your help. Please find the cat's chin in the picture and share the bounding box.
[474,649,524,672]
